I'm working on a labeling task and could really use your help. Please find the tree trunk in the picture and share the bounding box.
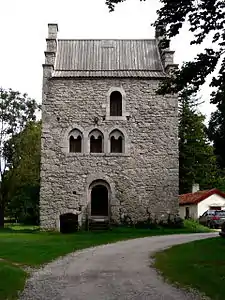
[0,185,4,228]
[0,205,4,228]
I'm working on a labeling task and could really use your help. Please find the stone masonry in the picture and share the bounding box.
[40,24,179,230]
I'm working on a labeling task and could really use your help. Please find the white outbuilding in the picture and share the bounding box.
[179,184,225,219]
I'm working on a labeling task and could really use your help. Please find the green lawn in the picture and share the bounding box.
[0,261,27,300]
[154,237,225,300]
[0,221,211,300]
[0,227,192,266]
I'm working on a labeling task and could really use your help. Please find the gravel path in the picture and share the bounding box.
[20,232,217,300]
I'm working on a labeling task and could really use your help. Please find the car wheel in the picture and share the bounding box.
[210,222,216,229]
[207,221,213,228]
[221,222,225,232]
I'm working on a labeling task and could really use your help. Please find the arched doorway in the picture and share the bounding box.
[91,184,109,216]
[60,213,78,233]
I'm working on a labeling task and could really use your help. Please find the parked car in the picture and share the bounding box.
[199,210,225,228]
[219,221,225,237]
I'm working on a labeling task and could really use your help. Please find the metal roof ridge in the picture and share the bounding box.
[57,39,157,41]
[54,69,163,71]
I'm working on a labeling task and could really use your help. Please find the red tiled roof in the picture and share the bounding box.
[179,188,225,206]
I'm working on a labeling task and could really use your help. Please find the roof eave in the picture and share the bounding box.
[179,189,225,206]
[50,75,167,80]
[179,202,198,206]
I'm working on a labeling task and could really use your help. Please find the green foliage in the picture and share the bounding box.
[0,225,211,266]
[161,215,184,229]
[214,174,225,192]
[106,0,225,172]
[154,1,225,99]
[0,88,40,227]
[179,95,220,193]
[208,108,225,170]
[0,261,27,300]
[154,0,225,171]
[133,216,184,229]
[4,122,41,224]
[183,219,211,233]
[106,0,126,12]
[154,238,225,300]
[0,224,211,299]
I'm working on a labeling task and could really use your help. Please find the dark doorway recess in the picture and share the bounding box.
[91,185,108,216]
[60,213,78,233]
[185,207,190,219]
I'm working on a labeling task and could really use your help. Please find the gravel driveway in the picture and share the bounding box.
[20,232,217,300]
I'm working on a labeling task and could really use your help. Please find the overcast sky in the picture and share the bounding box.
[0,0,216,122]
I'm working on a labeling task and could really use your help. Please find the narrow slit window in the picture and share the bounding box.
[110,91,122,116]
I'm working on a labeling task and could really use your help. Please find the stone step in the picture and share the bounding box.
[88,220,110,231]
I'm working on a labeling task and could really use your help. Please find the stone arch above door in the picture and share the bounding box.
[86,174,116,206]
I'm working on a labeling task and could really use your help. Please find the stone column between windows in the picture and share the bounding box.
[83,133,89,154]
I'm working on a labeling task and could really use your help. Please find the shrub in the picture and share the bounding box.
[134,214,184,229]
[168,215,184,229]
[158,214,184,229]
[134,220,159,229]
[184,219,211,233]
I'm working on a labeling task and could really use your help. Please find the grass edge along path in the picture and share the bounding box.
[153,237,225,300]
[0,260,27,300]
[0,221,212,300]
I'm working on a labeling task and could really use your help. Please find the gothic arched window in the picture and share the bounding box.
[110,91,122,116]
[69,129,83,153]
[89,130,104,153]
[110,130,124,153]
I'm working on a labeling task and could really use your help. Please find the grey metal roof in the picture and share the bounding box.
[53,70,166,78]
[53,39,165,78]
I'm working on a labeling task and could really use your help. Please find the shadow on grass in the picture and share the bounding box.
[0,225,186,235]
[0,227,40,234]
[1,219,212,235]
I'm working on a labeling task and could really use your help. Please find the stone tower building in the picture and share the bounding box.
[40,23,179,231]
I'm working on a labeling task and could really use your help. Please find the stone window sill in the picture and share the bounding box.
[67,153,84,156]
[105,116,128,121]
[66,153,130,157]
[105,153,129,157]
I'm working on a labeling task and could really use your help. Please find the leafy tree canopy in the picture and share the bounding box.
[106,0,225,103]
[106,0,225,170]
[179,95,221,194]
[4,122,41,224]
[0,88,41,172]
[0,88,40,226]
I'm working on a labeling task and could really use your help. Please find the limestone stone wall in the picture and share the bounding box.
[40,78,179,230]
